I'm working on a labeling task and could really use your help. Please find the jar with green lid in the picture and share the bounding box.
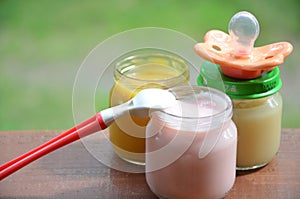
[198,61,282,170]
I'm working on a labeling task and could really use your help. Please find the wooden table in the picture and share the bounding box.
[0,129,299,199]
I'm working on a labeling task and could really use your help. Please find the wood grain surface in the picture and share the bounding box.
[0,129,299,199]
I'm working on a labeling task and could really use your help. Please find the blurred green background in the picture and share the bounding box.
[0,0,299,130]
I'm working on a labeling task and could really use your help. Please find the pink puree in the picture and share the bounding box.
[146,99,237,199]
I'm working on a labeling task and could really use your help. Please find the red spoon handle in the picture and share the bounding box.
[0,115,98,171]
[0,112,107,181]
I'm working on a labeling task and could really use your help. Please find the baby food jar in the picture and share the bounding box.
[198,61,282,170]
[146,86,237,199]
[109,48,189,165]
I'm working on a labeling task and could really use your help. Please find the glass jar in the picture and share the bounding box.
[109,48,189,165]
[146,86,237,199]
[198,61,282,170]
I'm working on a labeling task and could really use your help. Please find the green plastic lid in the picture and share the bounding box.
[197,61,282,99]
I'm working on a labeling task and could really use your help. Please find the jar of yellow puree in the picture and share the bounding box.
[109,48,189,165]
[198,61,282,170]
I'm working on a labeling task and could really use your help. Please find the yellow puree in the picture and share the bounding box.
[233,93,282,168]
[109,63,188,163]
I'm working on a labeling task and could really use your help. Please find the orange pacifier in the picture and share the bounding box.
[194,11,293,79]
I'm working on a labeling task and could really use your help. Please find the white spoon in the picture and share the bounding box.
[102,88,177,125]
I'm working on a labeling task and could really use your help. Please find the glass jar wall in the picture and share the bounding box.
[232,93,282,169]
[109,49,189,165]
[145,86,237,199]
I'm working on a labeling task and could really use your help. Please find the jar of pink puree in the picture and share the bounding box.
[145,86,237,199]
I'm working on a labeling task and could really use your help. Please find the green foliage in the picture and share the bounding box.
[0,0,299,129]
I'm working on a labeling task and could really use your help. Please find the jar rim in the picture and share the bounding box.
[153,86,232,122]
[114,48,189,84]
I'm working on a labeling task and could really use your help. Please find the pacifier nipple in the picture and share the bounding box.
[228,11,259,57]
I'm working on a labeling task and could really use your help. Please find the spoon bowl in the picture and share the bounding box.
[129,88,177,117]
